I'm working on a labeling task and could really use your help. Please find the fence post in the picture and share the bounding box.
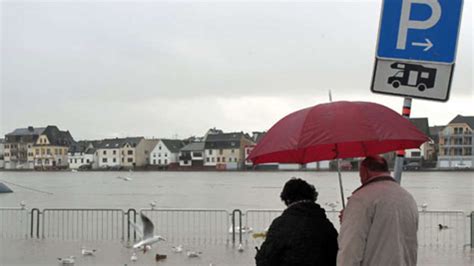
[471,211,473,249]
[231,209,243,245]
[30,208,40,239]
[126,208,137,241]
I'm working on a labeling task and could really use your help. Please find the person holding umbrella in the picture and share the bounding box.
[255,178,338,266]
[337,155,418,266]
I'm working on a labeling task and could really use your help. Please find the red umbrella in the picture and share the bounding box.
[248,101,430,208]
[248,101,429,164]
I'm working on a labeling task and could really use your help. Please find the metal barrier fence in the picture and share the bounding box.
[0,207,29,238]
[138,208,230,245]
[0,207,472,248]
[42,209,125,240]
[418,210,468,249]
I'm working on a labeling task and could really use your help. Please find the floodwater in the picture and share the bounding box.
[0,171,473,265]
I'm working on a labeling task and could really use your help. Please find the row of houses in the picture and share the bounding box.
[0,114,473,170]
[0,126,259,170]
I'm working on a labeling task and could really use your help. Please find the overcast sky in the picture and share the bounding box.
[1,1,472,140]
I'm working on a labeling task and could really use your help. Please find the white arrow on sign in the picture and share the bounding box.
[412,38,433,52]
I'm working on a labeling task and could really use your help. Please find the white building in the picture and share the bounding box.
[179,142,205,167]
[150,139,185,168]
[95,137,145,169]
[68,141,97,169]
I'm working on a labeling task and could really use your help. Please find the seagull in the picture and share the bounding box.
[130,252,138,262]
[57,256,75,265]
[20,201,26,210]
[421,203,428,211]
[172,245,183,253]
[150,201,157,209]
[438,224,449,230]
[117,176,132,181]
[238,243,244,252]
[81,246,97,256]
[130,213,166,253]
[186,250,202,258]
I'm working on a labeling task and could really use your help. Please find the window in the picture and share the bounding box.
[235,158,238,162]
[55,149,58,155]
[113,150,117,155]
[219,149,223,155]
[217,157,220,162]
[37,159,41,164]
[127,158,133,162]
[103,158,108,163]
[165,153,168,157]
[59,149,63,155]
[86,159,90,163]
[27,144,32,148]
[81,159,84,163]
[128,150,133,155]
[222,157,226,162]
[103,150,107,155]
[153,153,156,157]
[465,148,472,156]
[153,159,156,164]
[158,153,161,157]
[113,158,116,163]
[211,157,215,162]
[411,151,421,157]
[69,159,72,163]
[164,159,167,164]
[231,149,235,153]
[158,159,161,164]
[184,160,188,164]
[159,146,162,150]
[122,158,124,162]
[45,159,50,164]
[46,149,51,155]
[209,149,213,155]
[35,149,39,155]
[4,144,9,149]
[74,159,77,163]
[206,158,210,162]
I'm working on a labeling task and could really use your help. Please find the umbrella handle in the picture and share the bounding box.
[337,160,346,209]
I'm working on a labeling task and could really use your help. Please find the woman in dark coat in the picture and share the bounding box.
[255,178,338,266]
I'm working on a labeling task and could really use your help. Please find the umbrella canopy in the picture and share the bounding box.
[249,101,430,164]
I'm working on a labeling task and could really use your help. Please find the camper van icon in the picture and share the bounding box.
[387,63,437,92]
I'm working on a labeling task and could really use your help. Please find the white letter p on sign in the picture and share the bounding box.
[397,0,441,50]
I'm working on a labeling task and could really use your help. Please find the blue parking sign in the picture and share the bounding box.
[377,0,463,64]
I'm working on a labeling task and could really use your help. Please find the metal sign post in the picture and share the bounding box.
[393,98,412,183]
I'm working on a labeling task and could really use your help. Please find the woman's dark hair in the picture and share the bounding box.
[280,177,318,206]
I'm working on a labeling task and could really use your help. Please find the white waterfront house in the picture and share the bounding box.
[150,139,185,168]
[179,142,205,167]
[68,141,97,169]
[95,137,145,169]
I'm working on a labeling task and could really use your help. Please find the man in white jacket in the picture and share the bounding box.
[337,155,418,266]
